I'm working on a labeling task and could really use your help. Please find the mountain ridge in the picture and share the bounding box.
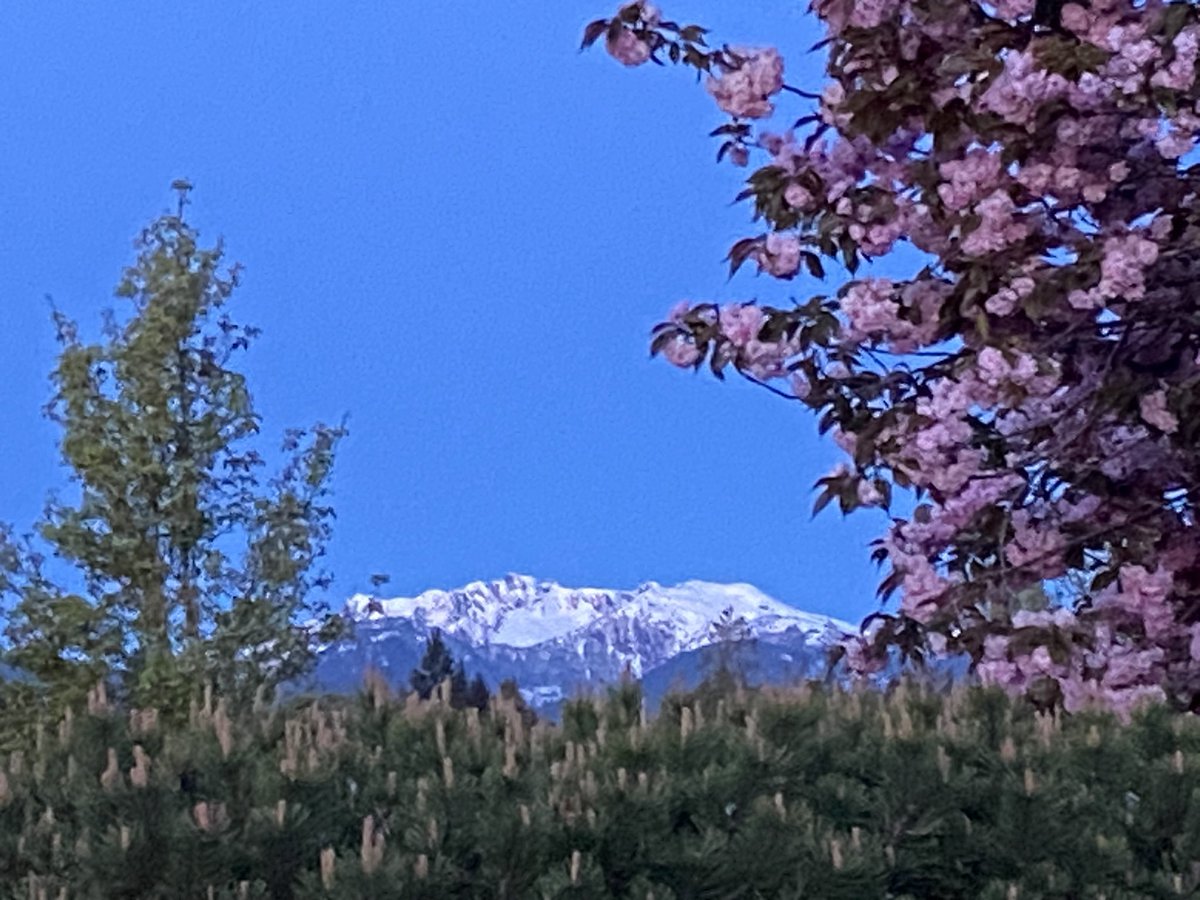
[310,574,856,712]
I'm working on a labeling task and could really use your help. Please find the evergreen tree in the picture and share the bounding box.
[448,660,469,709]
[497,676,538,728]
[0,184,347,725]
[706,605,753,685]
[409,629,454,700]
[463,672,490,711]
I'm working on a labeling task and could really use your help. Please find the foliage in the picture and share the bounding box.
[409,630,490,711]
[0,186,348,731]
[1,677,1200,896]
[409,630,456,702]
[589,0,1200,715]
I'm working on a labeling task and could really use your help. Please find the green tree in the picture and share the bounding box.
[706,605,754,686]
[409,629,455,700]
[462,672,490,711]
[0,184,347,725]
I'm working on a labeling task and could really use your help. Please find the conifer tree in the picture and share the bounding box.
[463,672,490,711]
[409,629,455,700]
[0,183,347,724]
[448,660,469,709]
[707,605,753,685]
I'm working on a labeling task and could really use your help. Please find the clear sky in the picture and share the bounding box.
[0,1,895,624]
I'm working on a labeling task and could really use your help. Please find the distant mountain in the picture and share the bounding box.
[305,574,856,713]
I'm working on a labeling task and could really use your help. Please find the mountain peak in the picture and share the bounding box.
[318,576,855,712]
[344,574,852,648]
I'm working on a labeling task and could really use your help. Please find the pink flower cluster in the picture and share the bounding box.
[811,0,902,34]
[604,2,660,67]
[607,29,652,67]
[980,50,1070,128]
[1152,27,1200,91]
[753,232,801,279]
[1069,233,1160,309]
[599,0,1200,713]
[706,47,784,119]
[1139,388,1178,435]
[974,561,1200,721]
[937,149,1003,212]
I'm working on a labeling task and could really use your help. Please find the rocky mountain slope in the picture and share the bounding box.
[308,574,855,712]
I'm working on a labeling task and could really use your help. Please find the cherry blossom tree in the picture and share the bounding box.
[587,0,1200,716]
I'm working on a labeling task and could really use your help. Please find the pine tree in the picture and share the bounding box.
[706,605,754,686]
[409,629,455,700]
[463,673,490,711]
[448,660,469,709]
[0,184,348,725]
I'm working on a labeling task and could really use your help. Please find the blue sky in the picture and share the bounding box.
[0,1,893,624]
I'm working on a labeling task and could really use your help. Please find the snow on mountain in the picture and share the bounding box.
[342,573,851,672]
[307,575,855,711]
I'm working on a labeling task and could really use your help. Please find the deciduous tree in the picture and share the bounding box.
[0,184,347,723]
[589,0,1200,715]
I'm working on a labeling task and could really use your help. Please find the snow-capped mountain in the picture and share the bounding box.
[307,574,856,713]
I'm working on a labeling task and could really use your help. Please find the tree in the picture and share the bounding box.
[707,605,754,684]
[463,672,491,711]
[588,1,1200,715]
[409,628,455,700]
[0,184,347,723]
[409,630,493,709]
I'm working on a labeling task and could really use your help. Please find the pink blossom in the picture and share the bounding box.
[1016,646,1059,679]
[1151,27,1199,91]
[606,28,652,67]
[1139,389,1178,435]
[938,148,1003,212]
[842,634,886,675]
[1012,608,1076,630]
[831,426,856,455]
[857,479,883,506]
[660,336,702,368]
[961,191,1028,256]
[784,182,814,210]
[985,276,1034,316]
[600,0,1200,716]
[826,361,850,379]
[888,279,949,351]
[979,50,1069,128]
[706,47,784,119]
[1096,423,1157,480]
[840,278,898,342]
[811,0,902,34]
[1156,130,1194,160]
[1119,39,1158,68]
[977,657,1021,688]
[899,559,958,624]
[754,232,801,279]
[1059,3,1091,35]
[847,0,901,30]
[718,303,765,346]
[1098,234,1159,301]
[1005,511,1067,576]
[819,82,851,129]
[992,0,1036,19]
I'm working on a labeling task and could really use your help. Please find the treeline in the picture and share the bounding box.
[1,674,1199,898]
